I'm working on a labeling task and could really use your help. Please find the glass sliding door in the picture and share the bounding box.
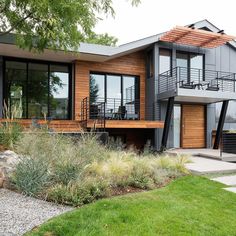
[28,63,49,118]
[176,52,188,82]
[190,54,204,82]
[176,52,204,83]
[49,65,69,119]
[5,61,27,118]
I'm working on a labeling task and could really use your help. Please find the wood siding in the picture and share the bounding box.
[74,51,146,121]
[181,105,206,148]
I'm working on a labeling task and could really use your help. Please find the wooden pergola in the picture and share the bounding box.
[160,26,236,48]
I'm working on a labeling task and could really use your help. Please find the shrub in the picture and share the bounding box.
[11,130,189,206]
[106,137,126,151]
[47,178,109,206]
[0,122,22,149]
[52,160,81,185]
[12,157,50,196]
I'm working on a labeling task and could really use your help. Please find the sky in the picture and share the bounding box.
[95,0,236,45]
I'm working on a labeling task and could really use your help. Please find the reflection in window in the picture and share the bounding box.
[5,61,27,118]
[50,65,69,119]
[107,75,122,110]
[216,101,236,130]
[123,76,138,117]
[159,49,171,74]
[176,52,188,68]
[90,74,105,103]
[89,73,140,119]
[4,60,70,119]
[28,63,48,118]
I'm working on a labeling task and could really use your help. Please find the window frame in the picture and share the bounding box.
[89,71,140,103]
[176,51,205,81]
[3,56,72,120]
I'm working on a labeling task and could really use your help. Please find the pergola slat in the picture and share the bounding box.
[160,26,236,48]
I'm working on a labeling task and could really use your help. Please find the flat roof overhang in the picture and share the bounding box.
[0,43,111,63]
[160,26,236,48]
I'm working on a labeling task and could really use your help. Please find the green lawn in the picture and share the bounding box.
[27,176,236,236]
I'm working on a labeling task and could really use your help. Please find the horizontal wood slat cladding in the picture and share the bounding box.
[75,51,146,121]
[181,105,206,148]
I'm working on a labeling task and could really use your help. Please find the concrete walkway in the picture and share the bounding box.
[185,156,236,175]
[212,175,236,193]
[168,148,236,162]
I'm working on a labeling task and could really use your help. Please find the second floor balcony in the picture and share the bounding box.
[157,67,236,103]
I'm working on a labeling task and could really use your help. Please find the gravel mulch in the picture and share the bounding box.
[0,189,74,236]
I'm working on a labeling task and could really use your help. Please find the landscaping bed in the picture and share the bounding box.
[0,120,189,207]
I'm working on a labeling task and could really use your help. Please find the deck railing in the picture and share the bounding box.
[89,97,140,120]
[158,67,236,94]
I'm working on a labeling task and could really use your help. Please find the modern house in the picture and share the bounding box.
[0,19,236,150]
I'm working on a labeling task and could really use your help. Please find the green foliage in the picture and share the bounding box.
[0,122,22,149]
[85,32,118,46]
[0,0,140,51]
[47,178,109,206]
[0,102,23,149]
[11,131,188,206]
[12,157,50,196]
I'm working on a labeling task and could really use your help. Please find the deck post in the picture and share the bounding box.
[213,100,229,149]
[160,97,174,152]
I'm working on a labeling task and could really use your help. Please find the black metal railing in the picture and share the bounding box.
[81,97,106,131]
[89,97,140,120]
[158,67,236,94]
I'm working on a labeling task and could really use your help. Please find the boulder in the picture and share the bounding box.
[0,150,20,188]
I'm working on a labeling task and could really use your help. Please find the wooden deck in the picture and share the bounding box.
[0,119,83,132]
[0,119,164,132]
[87,120,164,129]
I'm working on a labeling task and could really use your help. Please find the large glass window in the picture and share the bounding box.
[28,63,48,118]
[159,49,171,74]
[89,73,139,119]
[4,60,71,119]
[50,65,69,119]
[5,61,27,118]
[90,74,105,103]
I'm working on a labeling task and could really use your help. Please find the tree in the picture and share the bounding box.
[0,0,140,51]
[85,32,118,47]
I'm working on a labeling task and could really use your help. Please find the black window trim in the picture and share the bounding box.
[89,71,140,102]
[3,56,72,120]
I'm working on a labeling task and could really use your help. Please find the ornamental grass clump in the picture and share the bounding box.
[11,131,189,206]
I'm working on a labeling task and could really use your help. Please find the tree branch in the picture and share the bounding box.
[0,12,33,36]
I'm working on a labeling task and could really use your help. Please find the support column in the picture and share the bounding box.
[160,97,174,151]
[213,100,229,149]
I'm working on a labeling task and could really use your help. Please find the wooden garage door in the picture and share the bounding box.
[181,105,206,148]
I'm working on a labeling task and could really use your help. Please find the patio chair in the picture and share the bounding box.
[179,80,196,89]
[206,81,220,91]
[113,106,127,120]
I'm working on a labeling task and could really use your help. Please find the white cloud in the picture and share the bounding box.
[95,0,236,45]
